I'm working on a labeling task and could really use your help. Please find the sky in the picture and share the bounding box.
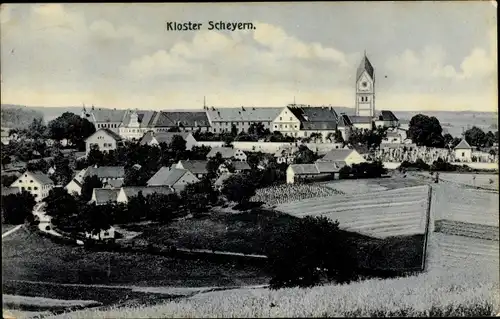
[0,2,497,112]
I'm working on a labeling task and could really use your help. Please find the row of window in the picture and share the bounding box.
[214,121,271,127]
[359,96,370,102]
[279,117,294,121]
[274,124,298,130]
[21,186,38,191]
[97,123,119,129]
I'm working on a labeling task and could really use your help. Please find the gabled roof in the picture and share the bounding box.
[315,161,346,173]
[93,188,119,205]
[85,128,123,142]
[321,149,356,162]
[147,167,191,186]
[140,131,191,146]
[153,111,210,127]
[25,171,54,185]
[206,107,282,122]
[288,106,339,130]
[289,164,319,175]
[178,160,209,175]
[83,166,125,179]
[349,144,370,154]
[1,187,20,196]
[121,186,173,198]
[356,55,374,81]
[121,110,157,128]
[337,114,353,127]
[349,116,373,124]
[274,145,300,157]
[207,147,238,159]
[454,139,473,149]
[105,179,124,188]
[91,108,127,123]
[378,110,399,122]
[232,161,251,171]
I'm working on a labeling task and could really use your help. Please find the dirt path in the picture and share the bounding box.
[2,224,23,238]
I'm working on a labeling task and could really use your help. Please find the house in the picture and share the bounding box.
[118,109,157,140]
[285,161,345,184]
[116,186,174,204]
[348,116,373,130]
[85,226,116,241]
[207,147,247,161]
[85,128,124,155]
[89,188,120,206]
[65,166,125,196]
[274,145,301,164]
[454,139,473,162]
[321,149,366,166]
[175,160,209,179]
[1,127,12,145]
[399,119,410,130]
[214,173,233,191]
[336,114,353,141]
[382,131,404,144]
[347,144,370,157]
[147,167,199,192]
[10,170,54,202]
[218,161,251,174]
[152,111,211,132]
[81,106,127,133]
[205,106,281,134]
[374,110,399,128]
[139,131,198,150]
[272,105,340,141]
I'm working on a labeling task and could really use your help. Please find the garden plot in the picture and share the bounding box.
[426,232,499,275]
[251,184,342,206]
[322,180,388,194]
[438,173,498,191]
[431,184,499,228]
[276,186,429,238]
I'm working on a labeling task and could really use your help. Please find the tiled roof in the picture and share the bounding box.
[350,144,370,154]
[321,149,356,162]
[91,108,127,123]
[232,161,251,171]
[121,186,173,198]
[84,166,125,179]
[206,107,282,122]
[122,110,157,128]
[178,160,208,175]
[207,147,237,159]
[378,110,399,122]
[140,131,191,146]
[93,188,119,204]
[349,116,373,124]
[454,139,472,149]
[288,106,339,130]
[385,131,400,138]
[315,161,345,173]
[1,187,20,196]
[337,114,353,127]
[86,128,123,142]
[147,167,189,186]
[29,171,54,185]
[274,145,300,157]
[153,111,210,127]
[105,179,124,188]
[289,164,319,175]
[356,55,374,81]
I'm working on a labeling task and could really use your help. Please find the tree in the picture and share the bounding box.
[44,187,83,233]
[86,148,105,167]
[221,173,257,205]
[27,159,52,174]
[146,192,182,223]
[51,153,73,186]
[189,145,211,160]
[170,135,187,154]
[48,112,96,150]
[309,132,323,143]
[80,175,103,202]
[127,191,148,222]
[1,174,18,187]
[248,122,267,137]
[123,167,149,186]
[327,131,344,144]
[293,145,318,164]
[179,179,218,216]
[206,152,225,179]
[1,191,36,225]
[267,216,357,289]
[81,203,113,240]
[408,114,445,147]
[1,154,11,170]
[443,133,454,147]
[224,134,235,147]
[167,126,181,132]
[464,126,486,148]
[27,118,48,140]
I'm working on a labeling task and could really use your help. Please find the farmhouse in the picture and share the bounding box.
[147,166,199,192]
[89,188,120,206]
[85,128,124,155]
[175,160,209,179]
[374,110,399,128]
[139,131,197,150]
[116,186,174,204]
[207,147,247,161]
[10,170,54,202]
[274,145,301,164]
[205,106,281,133]
[286,161,345,184]
[218,161,251,174]
[454,139,473,162]
[85,226,116,241]
[65,166,125,195]
[321,149,366,166]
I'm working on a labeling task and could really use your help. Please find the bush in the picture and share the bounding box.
[340,161,387,179]
[267,216,358,289]
[431,158,458,172]
[399,159,430,171]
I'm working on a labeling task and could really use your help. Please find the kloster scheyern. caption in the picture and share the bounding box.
[165,21,256,31]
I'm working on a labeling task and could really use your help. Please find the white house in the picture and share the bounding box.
[65,166,125,196]
[139,131,198,150]
[454,139,473,162]
[116,186,174,204]
[382,131,403,144]
[175,160,209,179]
[274,145,301,164]
[286,161,345,184]
[218,161,251,174]
[321,149,366,166]
[85,128,124,155]
[85,226,116,241]
[10,171,54,202]
[147,167,199,192]
[207,147,248,161]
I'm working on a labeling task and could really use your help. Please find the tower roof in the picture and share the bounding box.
[356,54,374,81]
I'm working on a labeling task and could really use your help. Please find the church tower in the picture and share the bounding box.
[355,52,375,118]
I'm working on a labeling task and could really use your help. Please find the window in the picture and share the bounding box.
[462,152,465,156]
[290,117,292,121]
[34,194,38,198]
[21,187,25,191]
[295,125,298,129]
[30,180,33,183]
[280,117,282,120]
[25,174,27,177]
[280,124,283,129]
[104,231,109,236]
[19,180,22,183]
[285,125,288,128]
[34,186,38,190]
[274,125,278,129]
[28,187,32,190]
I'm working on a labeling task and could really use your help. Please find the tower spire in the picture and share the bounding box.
[203,96,206,109]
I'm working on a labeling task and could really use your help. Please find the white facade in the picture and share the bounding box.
[65,179,83,196]
[85,129,121,155]
[455,148,473,162]
[85,226,116,240]
[271,107,302,136]
[10,171,54,202]
[352,123,373,130]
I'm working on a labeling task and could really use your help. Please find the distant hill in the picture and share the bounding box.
[2,104,497,138]
[0,105,44,129]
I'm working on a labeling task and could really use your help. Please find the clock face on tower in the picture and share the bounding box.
[358,79,371,91]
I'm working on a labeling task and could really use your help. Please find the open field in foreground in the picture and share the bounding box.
[431,184,499,228]
[320,175,429,195]
[250,184,342,206]
[47,268,499,318]
[2,228,269,296]
[438,172,499,191]
[276,186,429,238]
